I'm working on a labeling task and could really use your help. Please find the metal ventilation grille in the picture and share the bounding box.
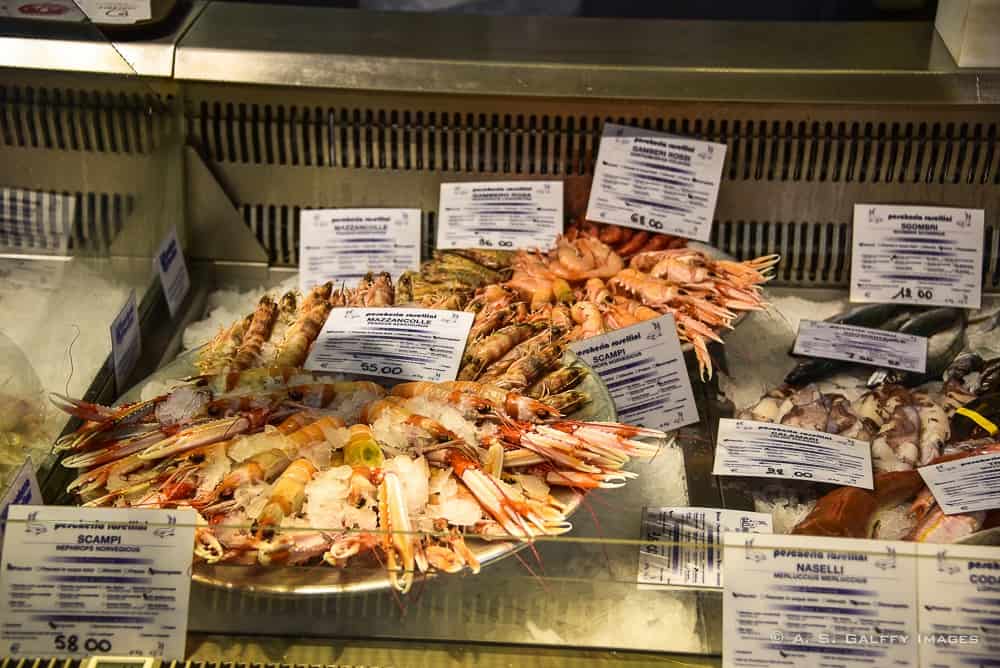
[712,220,850,286]
[243,204,437,266]
[0,187,132,254]
[0,85,171,154]
[723,119,999,185]
[712,219,1000,288]
[192,103,1000,185]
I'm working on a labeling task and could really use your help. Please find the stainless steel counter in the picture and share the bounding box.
[174,5,999,104]
[0,1,205,78]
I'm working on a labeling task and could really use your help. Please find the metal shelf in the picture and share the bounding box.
[174,4,1000,104]
[0,1,205,78]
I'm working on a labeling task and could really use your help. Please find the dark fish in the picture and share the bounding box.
[943,351,984,383]
[978,357,1000,395]
[827,303,911,328]
[949,392,1000,442]
[867,308,966,388]
[784,304,913,386]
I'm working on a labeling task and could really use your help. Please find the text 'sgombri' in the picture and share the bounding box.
[437,181,563,251]
[0,506,195,660]
[793,320,927,374]
[850,204,984,309]
[304,308,474,382]
[585,123,726,242]
[299,208,421,293]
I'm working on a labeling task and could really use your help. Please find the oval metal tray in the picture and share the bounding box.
[118,347,619,595]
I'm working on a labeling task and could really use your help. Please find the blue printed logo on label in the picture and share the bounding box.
[113,303,135,344]
[153,514,177,539]
[158,237,178,273]
[23,510,46,535]
[0,480,30,528]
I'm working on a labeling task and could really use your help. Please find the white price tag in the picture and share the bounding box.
[0,506,195,660]
[723,533,919,668]
[303,308,474,382]
[76,0,151,23]
[850,204,984,309]
[638,507,771,589]
[437,181,563,250]
[793,320,927,373]
[0,459,41,551]
[916,544,998,666]
[0,187,76,252]
[299,208,421,293]
[713,418,874,489]
[110,290,141,394]
[153,227,190,318]
[585,123,726,242]
[918,451,1000,514]
[570,315,698,430]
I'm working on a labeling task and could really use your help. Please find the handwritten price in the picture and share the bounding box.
[360,362,403,376]
[55,634,112,653]
[477,238,513,248]
[765,467,814,479]
[891,287,933,301]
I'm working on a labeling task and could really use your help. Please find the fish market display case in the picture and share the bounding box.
[0,8,199,496]
[1,3,1000,666]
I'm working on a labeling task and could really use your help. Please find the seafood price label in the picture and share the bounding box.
[850,204,984,309]
[722,533,919,668]
[569,314,699,430]
[915,544,998,666]
[793,320,927,373]
[75,0,151,23]
[0,505,195,660]
[585,123,726,242]
[917,450,1000,514]
[303,307,474,382]
[713,419,874,489]
[437,181,563,250]
[299,208,421,292]
[0,187,76,252]
[0,459,41,553]
[153,227,190,318]
[110,290,141,394]
[638,507,771,589]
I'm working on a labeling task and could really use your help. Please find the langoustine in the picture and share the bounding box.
[53,370,669,593]
[503,238,778,380]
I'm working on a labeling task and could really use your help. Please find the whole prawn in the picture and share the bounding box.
[254,457,318,539]
[274,282,333,367]
[437,380,562,422]
[459,323,541,380]
[231,296,279,371]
